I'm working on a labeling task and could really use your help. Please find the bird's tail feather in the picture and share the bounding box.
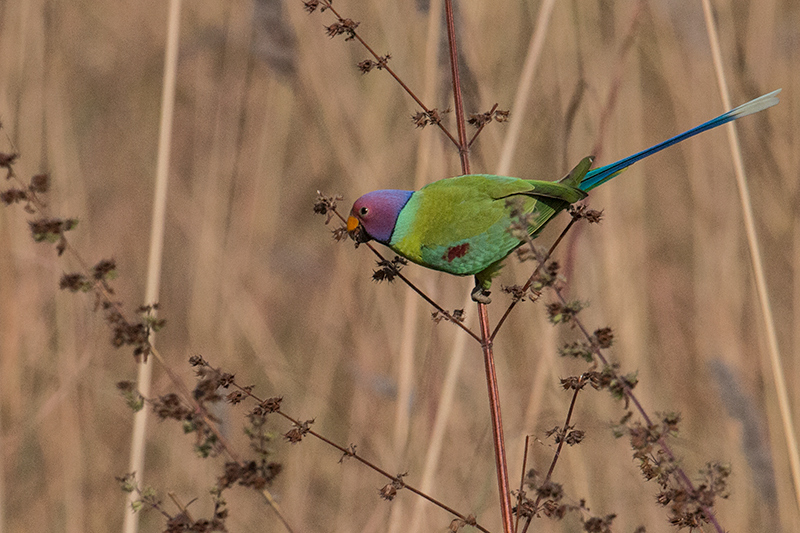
[579,89,781,192]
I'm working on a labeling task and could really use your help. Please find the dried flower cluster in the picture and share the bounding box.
[302,0,330,14]
[29,217,78,255]
[620,413,730,529]
[115,356,288,532]
[116,381,145,412]
[313,190,343,224]
[467,108,509,127]
[546,299,586,326]
[117,473,229,532]
[1,170,48,212]
[515,471,618,532]
[372,256,408,283]
[378,473,406,501]
[357,54,391,74]
[412,108,450,128]
[558,328,615,362]
[432,308,465,324]
[284,419,314,443]
[569,203,604,224]
[325,18,360,41]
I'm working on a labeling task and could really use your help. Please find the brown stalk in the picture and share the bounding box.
[443,0,513,531]
[520,380,583,533]
[444,0,470,174]
[514,435,532,533]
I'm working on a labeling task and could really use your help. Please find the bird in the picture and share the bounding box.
[347,90,781,303]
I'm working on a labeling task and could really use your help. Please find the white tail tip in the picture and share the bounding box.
[730,89,781,119]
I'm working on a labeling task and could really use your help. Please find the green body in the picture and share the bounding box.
[388,160,590,289]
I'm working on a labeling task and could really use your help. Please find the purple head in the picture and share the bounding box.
[347,189,413,244]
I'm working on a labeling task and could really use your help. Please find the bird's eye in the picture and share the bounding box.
[359,206,369,217]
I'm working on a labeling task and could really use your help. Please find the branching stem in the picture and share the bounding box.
[491,217,579,341]
[520,382,582,533]
[550,287,725,533]
[222,372,492,533]
[319,0,460,148]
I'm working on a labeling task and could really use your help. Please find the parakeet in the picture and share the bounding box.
[347,90,780,303]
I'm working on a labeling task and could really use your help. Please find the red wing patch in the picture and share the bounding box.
[443,243,470,262]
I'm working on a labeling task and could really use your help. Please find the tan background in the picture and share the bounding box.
[0,0,798,531]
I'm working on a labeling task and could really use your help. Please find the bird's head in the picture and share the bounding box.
[347,189,413,244]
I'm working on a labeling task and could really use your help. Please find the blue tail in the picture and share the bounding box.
[579,89,781,192]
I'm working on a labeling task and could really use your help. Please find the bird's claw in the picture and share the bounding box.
[471,286,492,304]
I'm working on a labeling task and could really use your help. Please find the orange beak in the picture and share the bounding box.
[347,215,360,233]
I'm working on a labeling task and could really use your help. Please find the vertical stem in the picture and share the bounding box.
[444,0,470,174]
[443,1,512,532]
[478,303,514,533]
[515,435,532,533]
[123,1,181,532]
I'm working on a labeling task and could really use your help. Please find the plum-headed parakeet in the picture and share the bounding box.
[347,90,780,303]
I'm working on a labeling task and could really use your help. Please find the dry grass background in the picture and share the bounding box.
[0,0,798,531]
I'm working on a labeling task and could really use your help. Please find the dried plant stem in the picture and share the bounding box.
[514,435,532,533]
[442,0,512,529]
[392,297,419,455]
[283,409,491,532]
[444,0,469,173]
[491,217,578,341]
[148,348,295,532]
[408,311,471,533]
[550,287,725,533]
[477,304,514,533]
[218,374,490,533]
[332,207,482,342]
[365,239,481,341]
[701,0,800,513]
[122,1,181,532]
[520,382,582,533]
[540,385,580,493]
[259,489,296,533]
[319,0,459,148]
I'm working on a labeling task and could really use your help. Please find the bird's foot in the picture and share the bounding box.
[471,286,492,304]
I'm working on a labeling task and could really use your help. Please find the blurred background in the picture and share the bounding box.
[0,0,798,531]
